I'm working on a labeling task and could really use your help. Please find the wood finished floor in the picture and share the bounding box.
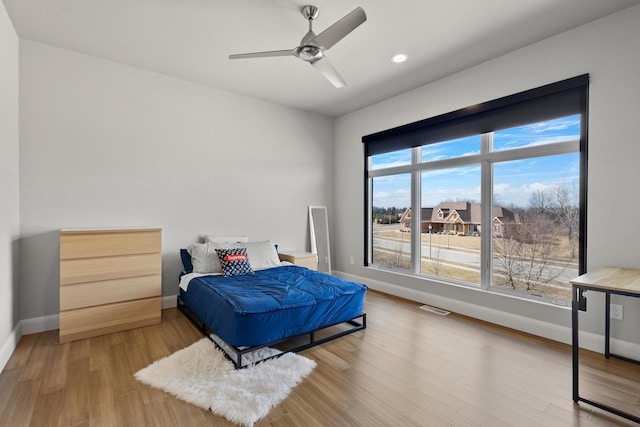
[1,290,639,426]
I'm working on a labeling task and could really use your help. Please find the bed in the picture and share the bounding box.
[177,238,367,368]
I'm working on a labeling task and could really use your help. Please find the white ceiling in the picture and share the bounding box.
[4,0,640,117]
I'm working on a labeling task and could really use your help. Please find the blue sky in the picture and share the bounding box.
[372,115,580,209]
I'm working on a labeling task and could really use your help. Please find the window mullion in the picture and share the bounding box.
[480,133,493,290]
[411,147,421,275]
[365,183,373,265]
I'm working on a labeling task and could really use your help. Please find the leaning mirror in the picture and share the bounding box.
[309,205,331,274]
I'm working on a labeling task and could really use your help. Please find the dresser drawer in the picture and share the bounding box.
[59,297,161,343]
[60,252,161,285]
[60,228,161,260]
[60,274,161,311]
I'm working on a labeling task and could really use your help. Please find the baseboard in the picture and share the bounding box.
[162,295,177,309]
[17,296,178,336]
[21,313,59,335]
[0,295,177,373]
[6,285,638,366]
[0,322,22,372]
[335,270,637,357]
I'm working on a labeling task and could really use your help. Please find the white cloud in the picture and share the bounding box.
[494,181,560,207]
[373,188,411,208]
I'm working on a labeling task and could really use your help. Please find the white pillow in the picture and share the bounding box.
[242,240,281,270]
[188,240,280,273]
[188,241,237,274]
[204,235,249,243]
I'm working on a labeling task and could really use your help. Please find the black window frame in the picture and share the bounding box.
[363,75,589,277]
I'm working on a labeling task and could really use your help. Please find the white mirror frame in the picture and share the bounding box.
[309,205,331,274]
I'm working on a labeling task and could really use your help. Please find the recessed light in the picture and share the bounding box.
[392,53,408,63]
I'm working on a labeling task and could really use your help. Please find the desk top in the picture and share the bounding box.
[570,266,640,294]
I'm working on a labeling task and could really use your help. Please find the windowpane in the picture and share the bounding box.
[493,115,580,152]
[421,135,481,162]
[420,166,481,285]
[492,153,580,302]
[370,148,412,170]
[364,78,585,307]
[371,174,411,270]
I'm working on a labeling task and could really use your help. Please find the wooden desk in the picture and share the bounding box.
[570,267,640,423]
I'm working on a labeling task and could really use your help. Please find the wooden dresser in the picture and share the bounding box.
[59,228,162,343]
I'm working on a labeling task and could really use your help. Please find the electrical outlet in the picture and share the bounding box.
[350,256,354,265]
[610,303,623,320]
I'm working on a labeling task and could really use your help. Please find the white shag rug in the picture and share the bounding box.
[134,338,316,427]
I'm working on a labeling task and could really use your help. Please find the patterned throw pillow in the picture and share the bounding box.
[215,247,254,277]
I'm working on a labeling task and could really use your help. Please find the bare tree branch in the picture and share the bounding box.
[493,215,564,292]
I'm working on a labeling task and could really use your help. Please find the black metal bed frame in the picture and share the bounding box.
[177,295,367,369]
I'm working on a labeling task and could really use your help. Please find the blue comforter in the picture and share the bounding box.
[180,265,367,346]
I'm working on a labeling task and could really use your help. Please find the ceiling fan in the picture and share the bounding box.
[229,5,367,88]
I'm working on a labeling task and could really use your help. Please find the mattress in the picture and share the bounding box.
[179,265,367,347]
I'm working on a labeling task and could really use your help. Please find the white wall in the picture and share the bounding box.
[0,0,20,369]
[334,5,640,346]
[11,2,640,353]
[19,40,334,320]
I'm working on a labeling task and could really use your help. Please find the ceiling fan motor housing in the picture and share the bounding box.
[302,5,319,21]
[297,45,323,62]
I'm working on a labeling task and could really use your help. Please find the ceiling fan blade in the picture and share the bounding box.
[229,49,296,60]
[312,7,366,50]
[311,57,346,88]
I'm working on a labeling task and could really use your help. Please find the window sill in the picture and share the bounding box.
[366,264,571,311]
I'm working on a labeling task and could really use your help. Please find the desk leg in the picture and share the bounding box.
[572,285,580,403]
[605,292,611,359]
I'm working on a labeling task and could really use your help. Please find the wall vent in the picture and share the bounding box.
[419,305,450,316]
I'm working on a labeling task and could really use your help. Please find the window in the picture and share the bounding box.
[364,76,587,304]
[371,173,411,269]
[421,135,480,162]
[370,148,412,170]
[420,165,481,284]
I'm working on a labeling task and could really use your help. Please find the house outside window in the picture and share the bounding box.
[364,76,588,304]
